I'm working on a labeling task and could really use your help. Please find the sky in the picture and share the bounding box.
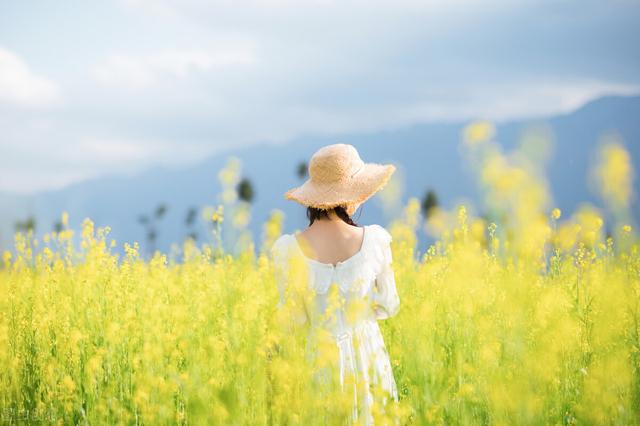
[1,0,639,193]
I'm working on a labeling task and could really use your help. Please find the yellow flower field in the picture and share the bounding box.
[1,124,639,425]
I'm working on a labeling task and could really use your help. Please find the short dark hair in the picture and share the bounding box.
[306,205,361,227]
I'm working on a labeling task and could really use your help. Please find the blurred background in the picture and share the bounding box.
[1,0,639,257]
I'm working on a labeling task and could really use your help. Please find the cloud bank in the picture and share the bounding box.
[0,0,638,192]
[0,48,59,107]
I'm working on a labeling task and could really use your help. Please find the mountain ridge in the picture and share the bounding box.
[1,94,639,255]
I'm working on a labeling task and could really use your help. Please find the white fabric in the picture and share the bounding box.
[270,224,400,424]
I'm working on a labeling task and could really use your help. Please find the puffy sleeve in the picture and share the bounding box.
[370,226,400,320]
[270,235,290,309]
[270,235,309,327]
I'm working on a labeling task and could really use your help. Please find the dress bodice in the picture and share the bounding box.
[270,224,400,333]
[269,223,401,424]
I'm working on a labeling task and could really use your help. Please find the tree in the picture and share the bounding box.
[137,203,169,256]
[421,189,439,219]
[185,207,197,226]
[155,204,167,220]
[237,178,255,203]
[184,206,198,242]
[14,216,36,233]
[296,161,308,179]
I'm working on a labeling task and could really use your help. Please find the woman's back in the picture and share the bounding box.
[294,222,366,267]
[271,223,399,317]
[270,223,400,424]
[275,143,400,424]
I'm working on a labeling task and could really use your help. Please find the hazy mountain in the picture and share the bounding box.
[1,95,639,257]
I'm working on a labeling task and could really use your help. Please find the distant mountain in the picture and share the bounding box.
[1,95,639,257]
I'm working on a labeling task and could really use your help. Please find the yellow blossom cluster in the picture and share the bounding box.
[0,127,638,424]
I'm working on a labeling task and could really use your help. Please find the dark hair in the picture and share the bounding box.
[306,205,362,227]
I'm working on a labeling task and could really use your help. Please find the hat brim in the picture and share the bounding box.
[284,163,396,210]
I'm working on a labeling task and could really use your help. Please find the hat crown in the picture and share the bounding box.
[309,144,364,183]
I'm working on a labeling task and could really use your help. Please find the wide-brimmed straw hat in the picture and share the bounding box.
[284,143,396,215]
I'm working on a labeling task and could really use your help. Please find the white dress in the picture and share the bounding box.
[270,224,400,424]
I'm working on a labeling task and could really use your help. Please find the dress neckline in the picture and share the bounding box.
[293,225,368,269]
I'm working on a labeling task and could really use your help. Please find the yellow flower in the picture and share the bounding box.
[3,250,12,265]
[212,205,224,223]
[61,375,76,393]
[463,121,496,145]
[593,138,633,209]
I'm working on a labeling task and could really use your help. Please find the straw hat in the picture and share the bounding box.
[284,143,396,216]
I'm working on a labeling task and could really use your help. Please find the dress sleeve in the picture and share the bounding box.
[370,227,400,320]
[269,235,289,309]
[270,235,309,327]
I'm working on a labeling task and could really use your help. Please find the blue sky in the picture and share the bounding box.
[1,0,639,193]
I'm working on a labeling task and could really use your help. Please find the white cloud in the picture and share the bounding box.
[92,47,256,89]
[0,132,215,193]
[120,0,501,17]
[0,47,60,107]
[397,79,640,124]
[1,1,639,194]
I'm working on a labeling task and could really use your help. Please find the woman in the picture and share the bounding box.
[270,143,401,425]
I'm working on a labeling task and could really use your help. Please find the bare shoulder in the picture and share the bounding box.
[299,224,363,240]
